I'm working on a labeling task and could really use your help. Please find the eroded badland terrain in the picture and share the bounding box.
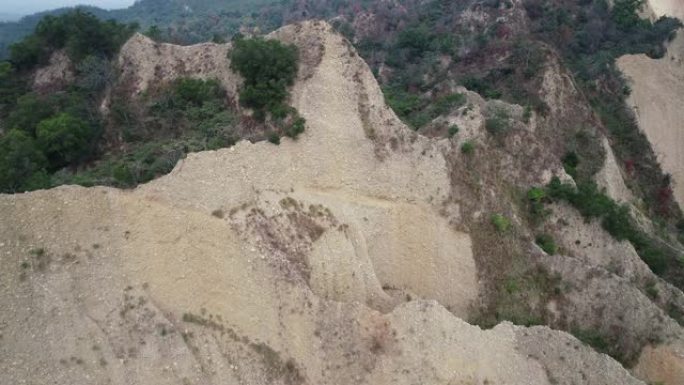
[2,1,684,384]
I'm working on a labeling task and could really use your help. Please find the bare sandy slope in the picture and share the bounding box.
[617,1,684,206]
[0,186,641,385]
[118,34,239,97]
[0,21,651,385]
[647,0,684,20]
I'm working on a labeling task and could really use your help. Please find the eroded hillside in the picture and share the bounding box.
[618,0,684,206]
[1,20,684,385]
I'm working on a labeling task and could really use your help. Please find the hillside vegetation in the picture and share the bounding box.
[0,10,302,191]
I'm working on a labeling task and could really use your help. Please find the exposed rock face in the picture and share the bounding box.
[32,50,74,92]
[117,33,239,97]
[1,20,681,385]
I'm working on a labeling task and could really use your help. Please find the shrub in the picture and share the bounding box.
[448,125,459,138]
[285,116,306,139]
[383,86,421,119]
[522,105,532,123]
[383,87,465,129]
[535,234,557,255]
[461,141,475,154]
[432,93,466,116]
[612,0,647,30]
[0,129,48,192]
[562,151,579,178]
[76,55,115,94]
[144,25,162,41]
[229,37,298,119]
[644,280,659,299]
[6,93,56,136]
[571,328,614,358]
[527,186,548,221]
[36,112,93,167]
[527,187,546,202]
[173,78,224,107]
[491,213,511,233]
[268,132,281,145]
[112,164,134,185]
[485,108,510,136]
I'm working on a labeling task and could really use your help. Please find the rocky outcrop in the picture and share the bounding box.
[117,33,239,97]
[32,50,74,92]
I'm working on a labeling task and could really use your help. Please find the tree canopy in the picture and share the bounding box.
[230,37,298,119]
[9,10,137,70]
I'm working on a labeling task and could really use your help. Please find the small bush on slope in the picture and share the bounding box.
[535,234,557,255]
[491,214,511,233]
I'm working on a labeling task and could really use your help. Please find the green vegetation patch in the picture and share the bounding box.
[383,87,465,129]
[526,0,683,225]
[230,37,298,121]
[461,141,475,154]
[535,233,557,255]
[10,10,137,69]
[491,213,511,233]
[484,107,510,136]
[545,177,683,286]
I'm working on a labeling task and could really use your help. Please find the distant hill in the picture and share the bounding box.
[0,12,22,22]
[0,0,284,59]
[0,6,112,59]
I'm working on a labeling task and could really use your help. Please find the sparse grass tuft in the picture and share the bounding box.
[491,214,511,233]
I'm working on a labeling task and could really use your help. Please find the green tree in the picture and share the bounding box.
[0,61,11,77]
[0,62,27,117]
[9,35,47,69]
[6,93,55,136]
[612,0,646,29]
[36,113,93,167]
[229,37,298,118]
[0,129,48,192]
[76,55,114,94]
[10,10,137,69]
[145,25,162,41]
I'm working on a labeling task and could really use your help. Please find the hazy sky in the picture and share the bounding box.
[1,0,136,15]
